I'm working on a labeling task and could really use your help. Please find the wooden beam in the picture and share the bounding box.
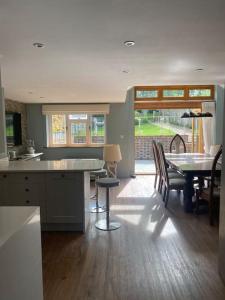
[134,101,203,110]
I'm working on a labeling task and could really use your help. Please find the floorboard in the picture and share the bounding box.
[42,176,225,300]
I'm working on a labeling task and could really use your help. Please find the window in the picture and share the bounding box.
[189,88,211,97]
[47,113,105,147]
[136,90,158,99]
[135,85,214,101]
[163,89,184,98]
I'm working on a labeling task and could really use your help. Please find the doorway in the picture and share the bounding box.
[134,108,202,174]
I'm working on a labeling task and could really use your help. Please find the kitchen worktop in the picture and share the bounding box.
[0,158,104,173]
[0,206,43,300]
[0,206,38,247]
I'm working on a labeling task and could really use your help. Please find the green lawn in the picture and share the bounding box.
[135,123,175,136]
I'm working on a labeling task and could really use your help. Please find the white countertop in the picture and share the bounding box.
[0,159,104,173]
[0,207,39,247]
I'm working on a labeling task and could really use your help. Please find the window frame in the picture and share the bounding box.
[47,113,106,147]
[135,85,215,101]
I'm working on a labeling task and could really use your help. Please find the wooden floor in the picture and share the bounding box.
[42,176,225,300]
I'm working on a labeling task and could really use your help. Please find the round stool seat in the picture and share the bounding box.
[96,177,120,188]
[90,169,107,177]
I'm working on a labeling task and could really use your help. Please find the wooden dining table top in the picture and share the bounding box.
[165,152,219,174]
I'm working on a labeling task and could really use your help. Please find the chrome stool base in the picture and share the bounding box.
[95,219,121,231]
[90,206,106,213]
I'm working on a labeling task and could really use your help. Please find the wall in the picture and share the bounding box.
[26,88,135,178]
[215,85,225,145]
[106,88,135,177]
[0,88,7,159]
[219,85,225,283]
[5,99,27,155]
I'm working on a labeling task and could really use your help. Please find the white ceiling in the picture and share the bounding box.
[0,0,225,103]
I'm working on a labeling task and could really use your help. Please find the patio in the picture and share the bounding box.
[135,160,155,174]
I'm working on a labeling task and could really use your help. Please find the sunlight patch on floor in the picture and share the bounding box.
[160,219,177,237]
[111,204,145,211]
[115,214,142,225]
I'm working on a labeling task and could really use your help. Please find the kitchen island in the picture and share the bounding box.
[0,207,43,300]
[0,159,104,232]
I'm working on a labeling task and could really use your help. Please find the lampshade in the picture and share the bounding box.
[103,144,122,162]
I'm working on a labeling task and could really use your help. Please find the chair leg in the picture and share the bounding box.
[154,174,158,189]
[163,186,167,202]
[195,190,200,215]
[165,189,170,208]
[209,201,214,226]
[158,177,163,193]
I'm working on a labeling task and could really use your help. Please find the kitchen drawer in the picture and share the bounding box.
[0,173,44,183]
[2,182,44,206]
[46,172,79,181]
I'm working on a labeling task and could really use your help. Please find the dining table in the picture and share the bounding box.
[165,152,221,213]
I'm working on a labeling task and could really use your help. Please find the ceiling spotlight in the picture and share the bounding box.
[195,68,204,71]
[124,41,135,47]
[33,42,45,48]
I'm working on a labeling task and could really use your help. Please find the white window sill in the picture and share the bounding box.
[45,144,105,149]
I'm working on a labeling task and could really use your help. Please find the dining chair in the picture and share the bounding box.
[169,134,187,154]
[152,140,161,189]
[158,143,186,208]
[195,146,222,225]
[209,144,222,156]
[153,141,182,193]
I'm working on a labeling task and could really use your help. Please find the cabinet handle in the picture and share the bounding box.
[25,188,30,192]
[61,174,65,178]
[3,174,7,178]
[26,200,30,204]
[25,176,28,180]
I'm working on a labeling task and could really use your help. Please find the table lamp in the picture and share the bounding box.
[103,144,122,177]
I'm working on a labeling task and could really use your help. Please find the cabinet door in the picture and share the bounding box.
[45,173,84,223]
[0,174,46,222]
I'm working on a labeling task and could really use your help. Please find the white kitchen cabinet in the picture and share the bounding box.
[0,170,91,232]
[0,173,46,222]
[45,172,84,224]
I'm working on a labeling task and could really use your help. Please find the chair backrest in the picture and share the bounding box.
[210,146,222,197]
[169,134,187,154]
[209,144,222,156]
[152,140,160,175]
[157,143,169,186]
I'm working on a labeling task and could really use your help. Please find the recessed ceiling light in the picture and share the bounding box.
[33,42,45,48]
[195,68,204,71]
[124,41,135,47]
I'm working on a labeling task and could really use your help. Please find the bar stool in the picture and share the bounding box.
[95,177,120,231]
[90,169,107,213]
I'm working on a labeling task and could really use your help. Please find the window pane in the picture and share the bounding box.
[91,115,105,144]
[189,89,211,97]
[71,123,87,144]
[69,114,88,120]
[51,115,66,144]
[163,90,184,97]
[136,90,158,98]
